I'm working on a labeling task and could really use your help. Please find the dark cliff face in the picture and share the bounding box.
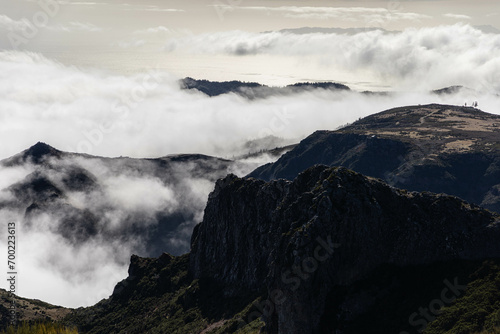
[190,174,287,291]
[248,104,500,213]
[65,165,500,333]
[191,165,500,333]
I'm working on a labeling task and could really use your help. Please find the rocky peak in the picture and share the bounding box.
[191,165,500,333]
[24,142,62,163]
[1,142,63,167]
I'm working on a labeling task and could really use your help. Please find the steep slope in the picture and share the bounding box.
[0,289,71,329]
[192,165,500,333]
[65,165,500,334]
[64,253,264,334]
[424,260,500,334]
[249,104,500,212]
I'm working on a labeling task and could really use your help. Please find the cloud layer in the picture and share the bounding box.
[212,5,431,22]
[0,151,257,307]
[165,24,500,92]
[0,46,499,160]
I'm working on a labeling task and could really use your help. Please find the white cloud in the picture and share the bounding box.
[0,150,243,307]
[0,14,31,32]
[0,43,498,162]
[58,1,106,5]
[50,21,102,32]
[444,13,472,20]
[133,26,171,34]
[0,47,498,162]
[165,24,500,92]
[0,14,102,33]
[104,175,178,212]
[10,228,129,307]
[0,165,34,191]
[0,14,102,50]
[211,5,431,22]
[121,4,184,12]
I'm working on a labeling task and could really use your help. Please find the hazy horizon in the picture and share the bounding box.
[1,0,499,88]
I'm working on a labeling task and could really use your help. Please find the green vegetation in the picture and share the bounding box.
[18,299,61,310]
[474,328,500,334]
[1,322,78,334]
[425,260,500,334]
[474,329,500,334]
[66,254,264,334]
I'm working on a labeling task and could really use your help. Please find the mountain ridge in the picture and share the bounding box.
[249,104,500,213]
[180,77,351,99]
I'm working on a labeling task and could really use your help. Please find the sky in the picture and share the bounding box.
[0,0,500,308]
[0,0,499,87]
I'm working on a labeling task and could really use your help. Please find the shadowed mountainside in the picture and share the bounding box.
[63,166,500,333]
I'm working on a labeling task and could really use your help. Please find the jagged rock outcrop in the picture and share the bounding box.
[249,104,500,213]
[191,165,500,333]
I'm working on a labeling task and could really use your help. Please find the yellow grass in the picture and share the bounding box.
[1,322,78,334]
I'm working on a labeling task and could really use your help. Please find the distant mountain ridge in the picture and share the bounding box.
[180,77,350,99]
[249,104,500,213]
[180,77,489,99]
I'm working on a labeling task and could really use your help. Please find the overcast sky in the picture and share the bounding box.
[1,0,499,86]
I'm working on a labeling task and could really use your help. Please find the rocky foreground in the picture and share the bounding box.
[65,166,500,333]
